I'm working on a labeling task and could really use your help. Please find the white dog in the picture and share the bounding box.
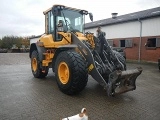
[61,108,88,120]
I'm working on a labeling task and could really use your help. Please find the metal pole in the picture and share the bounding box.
[138,18,142,63]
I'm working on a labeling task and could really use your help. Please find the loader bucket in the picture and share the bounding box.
[107,67,142,96]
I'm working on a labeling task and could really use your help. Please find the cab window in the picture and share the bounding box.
[48,11,54,34]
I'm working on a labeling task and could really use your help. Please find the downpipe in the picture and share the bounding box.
[138,18,142,63]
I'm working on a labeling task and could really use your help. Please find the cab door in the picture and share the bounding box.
[45,11,55,41]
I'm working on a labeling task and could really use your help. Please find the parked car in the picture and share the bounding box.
[158,57,160,70]
[112,47,126,59]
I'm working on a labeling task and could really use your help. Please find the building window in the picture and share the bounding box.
[120,39,132,47]
[120,40,125,47]
[145,38,160,48]
[157,38,160,47]
[146,38,156,47]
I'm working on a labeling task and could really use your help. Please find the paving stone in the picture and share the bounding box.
[0,53,160,120]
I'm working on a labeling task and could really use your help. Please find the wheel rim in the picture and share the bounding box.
[32,58,37,72]
[58,62,70,84]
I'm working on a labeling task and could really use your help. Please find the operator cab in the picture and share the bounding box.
[43,5,93,41]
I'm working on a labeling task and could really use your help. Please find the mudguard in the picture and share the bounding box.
[30,43,46,61]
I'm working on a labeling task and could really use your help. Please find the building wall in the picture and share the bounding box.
[86,17,160,39]
[139,36,160,62]
[85,17,160,62]
[142,17,160,36]
[113,36,160,62]
[103,21,140,39]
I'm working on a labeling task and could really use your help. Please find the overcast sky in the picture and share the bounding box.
[0,0,159,38]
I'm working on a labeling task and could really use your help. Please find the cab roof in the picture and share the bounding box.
[43,4,83,15]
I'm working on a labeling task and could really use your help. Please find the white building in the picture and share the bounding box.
[85,7,160,62]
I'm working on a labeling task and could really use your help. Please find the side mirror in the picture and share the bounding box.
[89,13,93,22]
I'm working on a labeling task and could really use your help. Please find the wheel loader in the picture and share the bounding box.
[29,4,142,96]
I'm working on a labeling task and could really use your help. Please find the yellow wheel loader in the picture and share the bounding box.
[29,5,142,96]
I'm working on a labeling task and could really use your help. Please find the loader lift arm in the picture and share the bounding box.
[72,32,142,96]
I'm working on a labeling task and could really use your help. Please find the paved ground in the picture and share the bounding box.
[0,53,160,120]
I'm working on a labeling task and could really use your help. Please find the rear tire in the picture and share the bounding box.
[31,50,48,78]
[55,51,88,95]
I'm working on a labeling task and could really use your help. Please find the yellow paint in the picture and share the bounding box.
[58,62,70,84]
[78,37,88,40]
[42,50,55,66]
[32,58,37,72]
[85,33,95,48]
[39,33,71,48]
[76,32,88,40]
[88,64,94,72]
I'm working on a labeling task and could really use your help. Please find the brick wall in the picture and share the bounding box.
[112,36,160,62]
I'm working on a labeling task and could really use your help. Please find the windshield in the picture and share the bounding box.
[57,9,84,33]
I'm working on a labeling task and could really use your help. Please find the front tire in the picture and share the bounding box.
[31,50,48,78]
[55,51,88,95]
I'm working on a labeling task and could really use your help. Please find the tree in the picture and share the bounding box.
[0,35,24,49]
[22,37,30,48]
